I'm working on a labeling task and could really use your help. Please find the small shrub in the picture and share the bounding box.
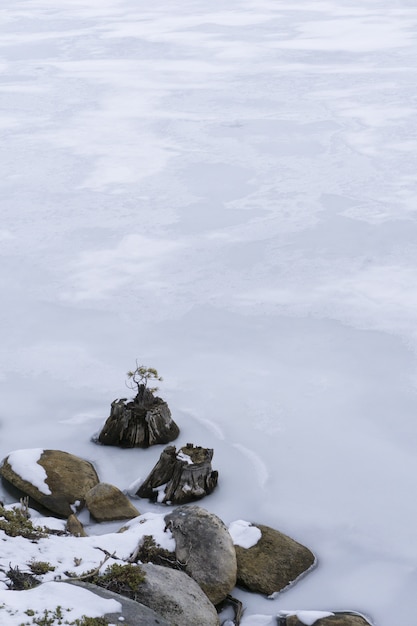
[95,562,146,601]
[6,565,40,590]
[17,607,109,625]
[29,560,56,575]
[126,362,163,396]
[0,504,47,540]
[136,534,179,569]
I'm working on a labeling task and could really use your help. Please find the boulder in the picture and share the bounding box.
[132,562,219,626]
[277,611,372,626]
[165,505,237,605]
[0,449,100,517]
[137,443,218,504]
[66,580,170,625]
[97,385,179,448]
[232,523,315,595]
[85,483,140,522]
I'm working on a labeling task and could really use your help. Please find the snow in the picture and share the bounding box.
[6,449,51,496]
[0,582,121,625]
[1,0,417,624]
[229,520,262,549]
[0,511,175,592]
[0,508,175,622]
[177,451,193,464]
[155,483,168,503]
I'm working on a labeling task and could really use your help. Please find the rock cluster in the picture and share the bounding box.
[0,449,137,521]
[0,439,373,625]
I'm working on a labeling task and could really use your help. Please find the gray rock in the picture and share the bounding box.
[165,505,237,605]
[134,562,219,626]
[65,580,170,625]
[234,523,315,595]
[85,482,140,521]
[0,449,100,517]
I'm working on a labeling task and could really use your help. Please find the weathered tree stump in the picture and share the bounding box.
[136,444,218,504]
[96,385,179,448]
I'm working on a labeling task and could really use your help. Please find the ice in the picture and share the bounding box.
[0,0,416,624]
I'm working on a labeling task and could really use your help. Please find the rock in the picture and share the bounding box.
[0,449,100,517]
[277,611,372,626]
[66,580,171,625]
[132,562,219,626]
[137,443,218,504]
[97,385,179,448]
[232,523,315,595]
[66,514,88,537]
[85,483,140,522]
[165,505,237,605]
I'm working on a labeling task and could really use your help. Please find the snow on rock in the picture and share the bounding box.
[6,449,51,495]
[278,611,335,625]
[229,519,262,548]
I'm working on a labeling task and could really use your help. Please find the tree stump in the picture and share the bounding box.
[96,385,180,448]
[136,444,218,504]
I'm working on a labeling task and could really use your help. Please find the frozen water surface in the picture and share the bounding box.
[1,1,417,624]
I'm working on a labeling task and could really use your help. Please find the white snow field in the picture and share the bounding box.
[1,0,417,624]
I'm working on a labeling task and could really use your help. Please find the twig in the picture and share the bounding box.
[61,550,116,582]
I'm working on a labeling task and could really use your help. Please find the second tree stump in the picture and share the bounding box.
[136,444,218,504]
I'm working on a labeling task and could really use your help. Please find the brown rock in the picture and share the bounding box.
[234,523,315,595]
[66,514,88,537]
[85,483,140,522]
[0,449,100,517]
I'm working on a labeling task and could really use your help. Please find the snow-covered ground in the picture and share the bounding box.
[1,0,417,624]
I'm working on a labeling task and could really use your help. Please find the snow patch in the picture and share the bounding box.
[0,581,121,625]
[6,449,51,495]
[122,511,176,552]
[156,483,168,503]
[229,520,262,549]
